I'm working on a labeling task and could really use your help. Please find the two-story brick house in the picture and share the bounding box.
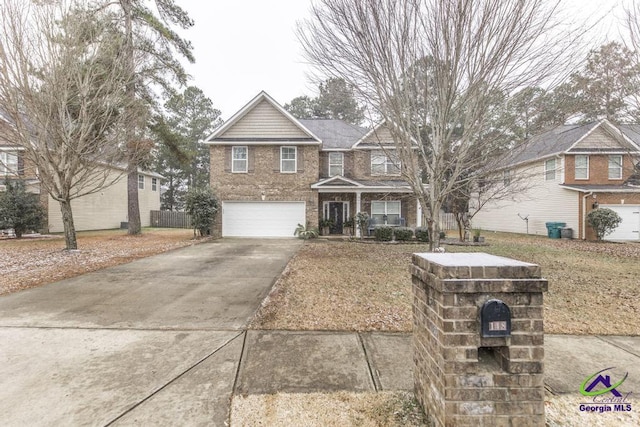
[206,91,420,237]
[472,119,640,240]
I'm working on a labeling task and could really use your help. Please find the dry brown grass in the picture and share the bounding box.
[0,228,197,296]
[251,233,640,335]
[231,391,427,427]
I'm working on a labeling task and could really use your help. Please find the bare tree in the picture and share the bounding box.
[299,0,585,248]
[0,0,138,250]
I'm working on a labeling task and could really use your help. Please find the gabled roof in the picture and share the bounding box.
[505,119,640,167]
[204,91,322,145]
[311,176,413,192]
[352,121,395,148]
[297,119,367,150]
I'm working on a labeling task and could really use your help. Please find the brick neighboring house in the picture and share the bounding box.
[206,90,421,237]
[0,117,162,233]
[472,119,640,240]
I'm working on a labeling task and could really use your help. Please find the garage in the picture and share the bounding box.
[603,205,640,241]
[221,201,306,237]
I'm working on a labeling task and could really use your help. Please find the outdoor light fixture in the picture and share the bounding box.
[592,201,599,209]
[261,190,266,201]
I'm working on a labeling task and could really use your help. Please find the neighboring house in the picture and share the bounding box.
[46,168,163,233]
[206,90,421,237]
[472,119,640,241]
[1,119,162,233]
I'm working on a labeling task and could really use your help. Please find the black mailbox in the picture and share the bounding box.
[481,299,511,337]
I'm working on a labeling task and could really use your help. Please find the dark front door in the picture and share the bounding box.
[328,202,344,234]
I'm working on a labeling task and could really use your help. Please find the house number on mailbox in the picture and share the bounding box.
[481,299,511,337]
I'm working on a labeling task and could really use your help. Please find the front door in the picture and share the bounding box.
[328,202,344,234]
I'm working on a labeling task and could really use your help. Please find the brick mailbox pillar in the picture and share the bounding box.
[411,252,548,427]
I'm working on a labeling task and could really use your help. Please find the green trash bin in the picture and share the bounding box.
[545,222,566,239]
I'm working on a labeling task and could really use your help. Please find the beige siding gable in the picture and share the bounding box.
[572,126,629,151]
[220,100,310,139]
[362,126,395,145]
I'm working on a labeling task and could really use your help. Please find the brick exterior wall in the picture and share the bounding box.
[411,253,548,427]
[564,154,637,185]
[580,192,640,240]
[210,144,320,235]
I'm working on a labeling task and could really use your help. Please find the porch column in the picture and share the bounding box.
[356,190,362,237]
[416,199,422,227]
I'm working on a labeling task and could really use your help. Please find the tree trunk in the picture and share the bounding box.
[59,198,78,250]
[127,168,141,235]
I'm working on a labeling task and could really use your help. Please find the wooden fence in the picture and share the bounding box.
[439,212,457,231]
[150,210,192,229]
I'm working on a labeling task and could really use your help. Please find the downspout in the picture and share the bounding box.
[582,191,593,240]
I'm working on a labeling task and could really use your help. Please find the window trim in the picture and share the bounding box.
[0,151,18,175]
[608,155,623,180]
[280,146,297,173]
[151,178,157,191]
[371,200,402,225]
[328,152,344,176]
[574,155,589,180]
[138,174,145,190]
[232,146,248,173]
[544,158,556,181]
[371,150,400,176]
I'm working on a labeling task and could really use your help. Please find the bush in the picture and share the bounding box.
[0,180,45,237]
[374,225,393,241]
[294,223,319,240]
[394,227,414,241]
[185,187,219,237]
[587,208,622,240]
[414,227,429,242]
[439,231,446,239]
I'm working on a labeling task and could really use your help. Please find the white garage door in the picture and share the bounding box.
[222,201,306,237]
[603,205,640,241]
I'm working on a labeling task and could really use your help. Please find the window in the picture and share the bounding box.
[328,152,344,176]
[371,201,401,225]
[544,158,556,181]
[280,146,297,173]
[232,146,248,173]
[371,150,400,175]
[574,155,589,180]
[0,151,18,175]
[151,178,157,191]
[138,174,144,190]
[503,170,511,186]
[608,155,623,180]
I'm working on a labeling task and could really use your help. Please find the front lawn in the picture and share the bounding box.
[251,232,640,335]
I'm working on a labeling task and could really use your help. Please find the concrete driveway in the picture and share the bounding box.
[0,239,301,426]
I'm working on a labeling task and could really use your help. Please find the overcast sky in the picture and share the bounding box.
[178,0,627,120]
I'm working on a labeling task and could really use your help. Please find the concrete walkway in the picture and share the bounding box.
[1,239,639,426]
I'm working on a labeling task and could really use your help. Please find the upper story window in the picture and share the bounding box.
[138,174,145,190]
[503,169,511,186]
[574,155,589,180]
[608,155,623,180]
[151,178,157,191]
[280,146,297,173]
[0,151,18,175]
[371,150,400,175]
[328,152,344,176]
[232,146,248,173]
[544,158,556,181]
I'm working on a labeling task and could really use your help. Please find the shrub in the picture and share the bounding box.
[587,208,622,240]
[0,180,45,237]
[185,187,219,237]
[294,223,319,240]
[414,227,429,242]
[355,212,369,238]
[394,227,414,241]
[439,231,446,239]
[374,225,393,241]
